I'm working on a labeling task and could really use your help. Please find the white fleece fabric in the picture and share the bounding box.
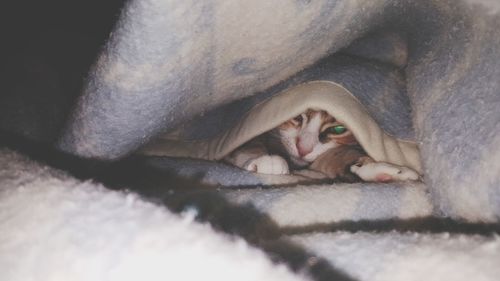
[2,0,500,280]
[290,232,500,281]
[2,149,500,281]
[0,149,306,281]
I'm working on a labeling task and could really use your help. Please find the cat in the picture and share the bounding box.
[224,108,419,182]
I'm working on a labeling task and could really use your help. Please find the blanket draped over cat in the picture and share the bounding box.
[57,0,500,222]
[1,1,500,281]
[139,81,422,174]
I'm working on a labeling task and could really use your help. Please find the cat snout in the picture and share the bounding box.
[296,134,315,157]
[297,142,313,157]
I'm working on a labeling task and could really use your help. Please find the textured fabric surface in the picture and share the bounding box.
[164,54,414,143]
[2,149,500,281]
[223,182,432,227]
[57,0,500,221]
[402,2,500,222]
[144,156,433,225]
[289,232,500,281]
[0,149,306,281]
[140,81,421,172]
[57,0,387,159]
[2,0,500,280]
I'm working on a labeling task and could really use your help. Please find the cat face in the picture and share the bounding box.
[273,109,357,167]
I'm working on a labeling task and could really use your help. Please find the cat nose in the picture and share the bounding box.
[297,143,313,157]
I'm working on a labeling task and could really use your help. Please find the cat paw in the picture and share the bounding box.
[350,160,420,182]
[244,155,290,175]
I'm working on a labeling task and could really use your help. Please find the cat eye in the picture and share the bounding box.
[325,125,347,135]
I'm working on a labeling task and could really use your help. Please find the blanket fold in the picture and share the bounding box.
[140,80,422,173]
[56,0,500,221]
[2,0,500,280]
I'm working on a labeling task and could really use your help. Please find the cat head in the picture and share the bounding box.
[272,109,357,167]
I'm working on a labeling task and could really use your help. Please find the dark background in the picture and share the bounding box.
[0,0,125,142]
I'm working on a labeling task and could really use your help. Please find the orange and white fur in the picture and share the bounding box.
[225,109,419,182]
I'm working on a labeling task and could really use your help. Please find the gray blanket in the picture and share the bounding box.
[57,0,500,223]
[2,0,500,280]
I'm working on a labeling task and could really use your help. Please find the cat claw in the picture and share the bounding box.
[244,155,290,175]
[350,161,420,182]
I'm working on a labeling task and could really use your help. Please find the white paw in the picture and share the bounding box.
[350,161,420,182]
[244,155,290,175]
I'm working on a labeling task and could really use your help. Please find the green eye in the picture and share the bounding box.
[326,125,347,135]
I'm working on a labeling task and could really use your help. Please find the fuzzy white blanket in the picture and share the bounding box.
[2,149,499,281]
[0,149,305,281]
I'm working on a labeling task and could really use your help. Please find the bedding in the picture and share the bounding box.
[1,0,500,280]
[57,0,500,221]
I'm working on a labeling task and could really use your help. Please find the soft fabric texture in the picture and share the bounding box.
[2,149,500,281]
[223,182,432,227]
[140,81,422,173]
[2,0,499,280]
[289,232,500,281]
[56,0,500,222]
[0,149,306,281]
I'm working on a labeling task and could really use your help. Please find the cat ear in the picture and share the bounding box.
[291,113,306,126]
